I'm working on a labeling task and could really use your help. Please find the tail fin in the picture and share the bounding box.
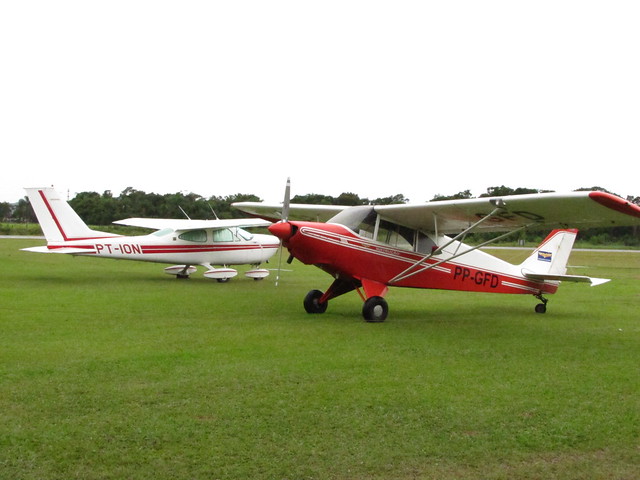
[520,229,609,286]
[25,187,116,242]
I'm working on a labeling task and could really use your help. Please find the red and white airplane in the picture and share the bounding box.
[24,187,280,281]
[234,180,640,321]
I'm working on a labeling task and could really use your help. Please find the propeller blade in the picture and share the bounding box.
[275,177,291,286]
[282,177,291,221]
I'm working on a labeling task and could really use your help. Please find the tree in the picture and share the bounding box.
[12,198,37,222]
[70,191,118,225]
[480,186,540,197]
[335,192,363,206]
[0,202,12,220]
[431,190,473,201]
[370,194,408,205]
[292,193,335,205]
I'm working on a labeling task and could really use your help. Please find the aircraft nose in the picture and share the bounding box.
[268,221,293,242]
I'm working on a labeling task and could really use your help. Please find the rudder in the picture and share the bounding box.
[519,229,578,276]
[25,187,114,242]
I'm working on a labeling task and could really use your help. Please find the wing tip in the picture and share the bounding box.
[589,192,640,219]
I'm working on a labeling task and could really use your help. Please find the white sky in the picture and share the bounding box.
[1,1,639,205]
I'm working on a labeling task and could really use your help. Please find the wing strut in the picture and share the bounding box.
[389,225,530,285]
[432,200,506,255]
[388,202,531,285]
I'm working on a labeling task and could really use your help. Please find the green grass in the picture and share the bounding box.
[1,239,639,479]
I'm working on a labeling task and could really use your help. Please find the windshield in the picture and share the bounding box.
[235,227,254,241]
[152,228,174,237]
[212,227,255,242]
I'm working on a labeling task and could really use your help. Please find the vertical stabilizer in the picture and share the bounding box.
[25,187,115,242]
[520,229,577,276]
[519,229,609,286]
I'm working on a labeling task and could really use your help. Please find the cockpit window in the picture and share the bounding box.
[178,229,208,242]
[330,206,436,253]
[234,228,254,241]
[376,219,414,250]
[153,228,174,237]
[329,206,376,231]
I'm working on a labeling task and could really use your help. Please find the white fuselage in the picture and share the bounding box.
[47,228,279,267]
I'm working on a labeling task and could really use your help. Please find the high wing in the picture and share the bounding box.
[373,191,640,233]
[113,217,272,231]
[234,191,640,234]
[231,203,346,223]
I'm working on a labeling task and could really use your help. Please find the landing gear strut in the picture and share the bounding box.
[534,294,548,314]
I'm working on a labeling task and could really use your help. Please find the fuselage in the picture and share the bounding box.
[47,227,279,267]
[271,221,558,296]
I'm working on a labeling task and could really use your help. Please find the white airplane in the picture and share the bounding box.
[23,187,280,281]
[234,180,640,321]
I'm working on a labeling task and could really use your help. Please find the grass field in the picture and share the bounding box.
[1,238,638,479]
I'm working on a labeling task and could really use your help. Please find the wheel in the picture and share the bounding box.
[217,277,230,283]
[535,303,547,314]
[304,290,328,314]
[362,296,388,323]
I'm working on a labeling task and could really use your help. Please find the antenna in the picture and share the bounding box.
[208,203,220,220]
[178,206,191,220]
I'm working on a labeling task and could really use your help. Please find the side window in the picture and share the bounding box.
[376,219,414,250]
[415,231,437,253]
[178,230,207,242]
[212,228,233,242]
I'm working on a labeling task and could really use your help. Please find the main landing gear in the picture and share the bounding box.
[303,289,389,322]
[362,296,389,322]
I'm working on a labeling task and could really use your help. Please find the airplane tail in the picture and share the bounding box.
[25,187,117,243]
[519,229,609,286]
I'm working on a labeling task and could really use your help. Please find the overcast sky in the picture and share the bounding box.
[1,1,639,205]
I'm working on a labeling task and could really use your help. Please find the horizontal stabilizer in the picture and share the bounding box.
[21,246,94,255]
[523,271,610,286]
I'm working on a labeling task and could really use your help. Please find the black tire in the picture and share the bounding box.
[362,296,388,322]
[535,303,547,314]
[304,289,328,314]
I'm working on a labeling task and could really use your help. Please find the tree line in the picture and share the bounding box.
[1,188,411,224]
[2,185,638,245]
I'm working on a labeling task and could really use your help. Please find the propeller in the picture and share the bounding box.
[274,177,291,286]
[282,177,291,222]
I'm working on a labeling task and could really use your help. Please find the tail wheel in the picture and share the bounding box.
[363,296,388,323]
[304,289,328,314]
[534,294,548,314]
